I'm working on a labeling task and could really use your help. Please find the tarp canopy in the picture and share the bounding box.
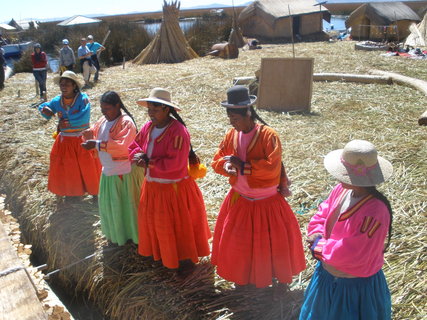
[346,2,420,27]
[405,11,427,47]
[239,0,330,28]
[57,15,102,27]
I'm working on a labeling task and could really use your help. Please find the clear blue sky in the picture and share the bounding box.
[1,0,249,23]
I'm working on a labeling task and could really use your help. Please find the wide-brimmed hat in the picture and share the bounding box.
[136,88,181,111]
[54,71,83,89]
[324,140,393,187]
[221,85,257,108]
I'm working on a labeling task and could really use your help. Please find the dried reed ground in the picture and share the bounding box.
[0,41,426,319]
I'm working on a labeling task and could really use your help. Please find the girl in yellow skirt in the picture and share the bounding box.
[82,91,144,245]
[38,71,101,196]
[129,88,211,276]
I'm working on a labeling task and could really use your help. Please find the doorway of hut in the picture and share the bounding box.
[293,15,301,38]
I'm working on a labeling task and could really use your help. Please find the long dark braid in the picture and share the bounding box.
[169,107,200,165]
[366,186,393,252]
[100,91,137,128]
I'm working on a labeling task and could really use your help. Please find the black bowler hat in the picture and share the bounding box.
[220,85,257,108]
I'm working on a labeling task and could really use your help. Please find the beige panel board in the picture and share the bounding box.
[258,58,313,112]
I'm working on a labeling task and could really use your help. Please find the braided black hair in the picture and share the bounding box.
[366,186,393,252]
[100,91,137,128]
[169,107,200,165]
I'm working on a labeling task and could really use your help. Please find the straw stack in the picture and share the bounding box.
[133,0,199,64]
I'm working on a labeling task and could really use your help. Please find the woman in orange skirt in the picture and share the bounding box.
[128,88,211,276]
[38,71,101,196]
[211,85,306,288]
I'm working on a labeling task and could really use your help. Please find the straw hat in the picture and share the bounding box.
[54,71,83,89]
[324,140,393,187]
[221,85,257,108]
[137,88,181,111]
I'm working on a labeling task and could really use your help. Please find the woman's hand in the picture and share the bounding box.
[223,155,244,172]
[133,153,149,168]
[223,162,237,176]
[41,107,54,117]
[81,140,97,150]
[307,233,323,248]
[81,129,93,140]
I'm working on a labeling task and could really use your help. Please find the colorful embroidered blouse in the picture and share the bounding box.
[128,119,190,180]
[211,125,282,189]
[38,93,90,133]
[308,183,390,277]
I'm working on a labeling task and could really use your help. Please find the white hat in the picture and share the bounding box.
[87,35,93,40]
[54,71,83,89]
[137,88,181,111]
[62,39,69,45]
[324,140,393,187]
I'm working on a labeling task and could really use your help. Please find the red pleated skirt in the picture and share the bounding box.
[48,135,101,196]
[211,189,306,288]
[138,177,211,269]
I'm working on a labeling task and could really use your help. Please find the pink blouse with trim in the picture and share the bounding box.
[308,183,390,277]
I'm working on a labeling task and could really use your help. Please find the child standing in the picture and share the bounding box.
[129,88,211,276]
[82,91,144,245]
[38,71,101,196]
[211,85,306,288]
[300,140,393,320]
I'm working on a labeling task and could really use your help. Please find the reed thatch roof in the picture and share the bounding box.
[133,0,198,65]
[346,2,421,27]
[239,0,330,28]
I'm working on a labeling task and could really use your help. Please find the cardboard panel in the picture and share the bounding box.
[258,58,314,112]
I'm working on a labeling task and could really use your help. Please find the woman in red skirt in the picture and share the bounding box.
[128,88,211,276]
[38,71,101,196]
[211,85,306,288]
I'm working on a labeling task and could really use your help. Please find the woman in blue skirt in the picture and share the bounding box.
[300,140,393,320]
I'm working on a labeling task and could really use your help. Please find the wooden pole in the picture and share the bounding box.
[288,5,295,58]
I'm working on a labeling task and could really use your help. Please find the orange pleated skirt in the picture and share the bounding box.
[138,177,211,269]
[211,189,306,288]
[48,135,101,196]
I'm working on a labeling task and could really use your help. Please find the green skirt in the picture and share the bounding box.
[98,165,144,245]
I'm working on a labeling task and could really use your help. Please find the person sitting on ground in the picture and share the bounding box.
[59,39,75,75]
[87,35,105,82]
[77,37,96,88]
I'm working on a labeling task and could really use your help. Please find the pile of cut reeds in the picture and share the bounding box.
[0,40,426,319]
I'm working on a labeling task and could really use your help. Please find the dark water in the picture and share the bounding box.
[143,19,198,35]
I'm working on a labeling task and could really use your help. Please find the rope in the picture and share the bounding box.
[0,266,24,277]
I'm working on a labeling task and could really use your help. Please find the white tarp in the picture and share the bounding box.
[57,15,102,27]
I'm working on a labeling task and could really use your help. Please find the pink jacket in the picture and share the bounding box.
[128,119,190,180]
[308,183,390,277]
[86,114,137,161]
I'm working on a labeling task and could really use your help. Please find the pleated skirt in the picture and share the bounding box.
[211,189,306,288]
[137,177,211,269]
[299,263,391,320]
[98,165,145,245]
[48,135,101,196]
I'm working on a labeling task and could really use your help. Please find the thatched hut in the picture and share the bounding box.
[237,0,331,41]
[346,2,421,41]
[133,0,198,64]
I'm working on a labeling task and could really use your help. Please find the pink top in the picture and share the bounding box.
[308,183,390,277]
[233,124,278,199]
[128,119,190,180]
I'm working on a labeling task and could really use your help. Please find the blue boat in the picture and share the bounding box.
[1,41,33,59]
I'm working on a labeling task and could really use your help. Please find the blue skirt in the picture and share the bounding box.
[299,263,391,320]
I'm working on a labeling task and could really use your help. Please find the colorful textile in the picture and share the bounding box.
[138,178,211,269]
[38,93,91,133]
[308,184,390,277]
[299,262,391,320]
[48,134,101,196]
[211,125,282,189]
[98,165,144,245]
[211,189,306,287]
[129,119,190,180]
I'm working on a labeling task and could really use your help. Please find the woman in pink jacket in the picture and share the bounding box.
[300,140,393,320]
[128,88,211,277]
[82,91,144,245]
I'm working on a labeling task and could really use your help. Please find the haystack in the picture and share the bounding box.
[133,1,198,64]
